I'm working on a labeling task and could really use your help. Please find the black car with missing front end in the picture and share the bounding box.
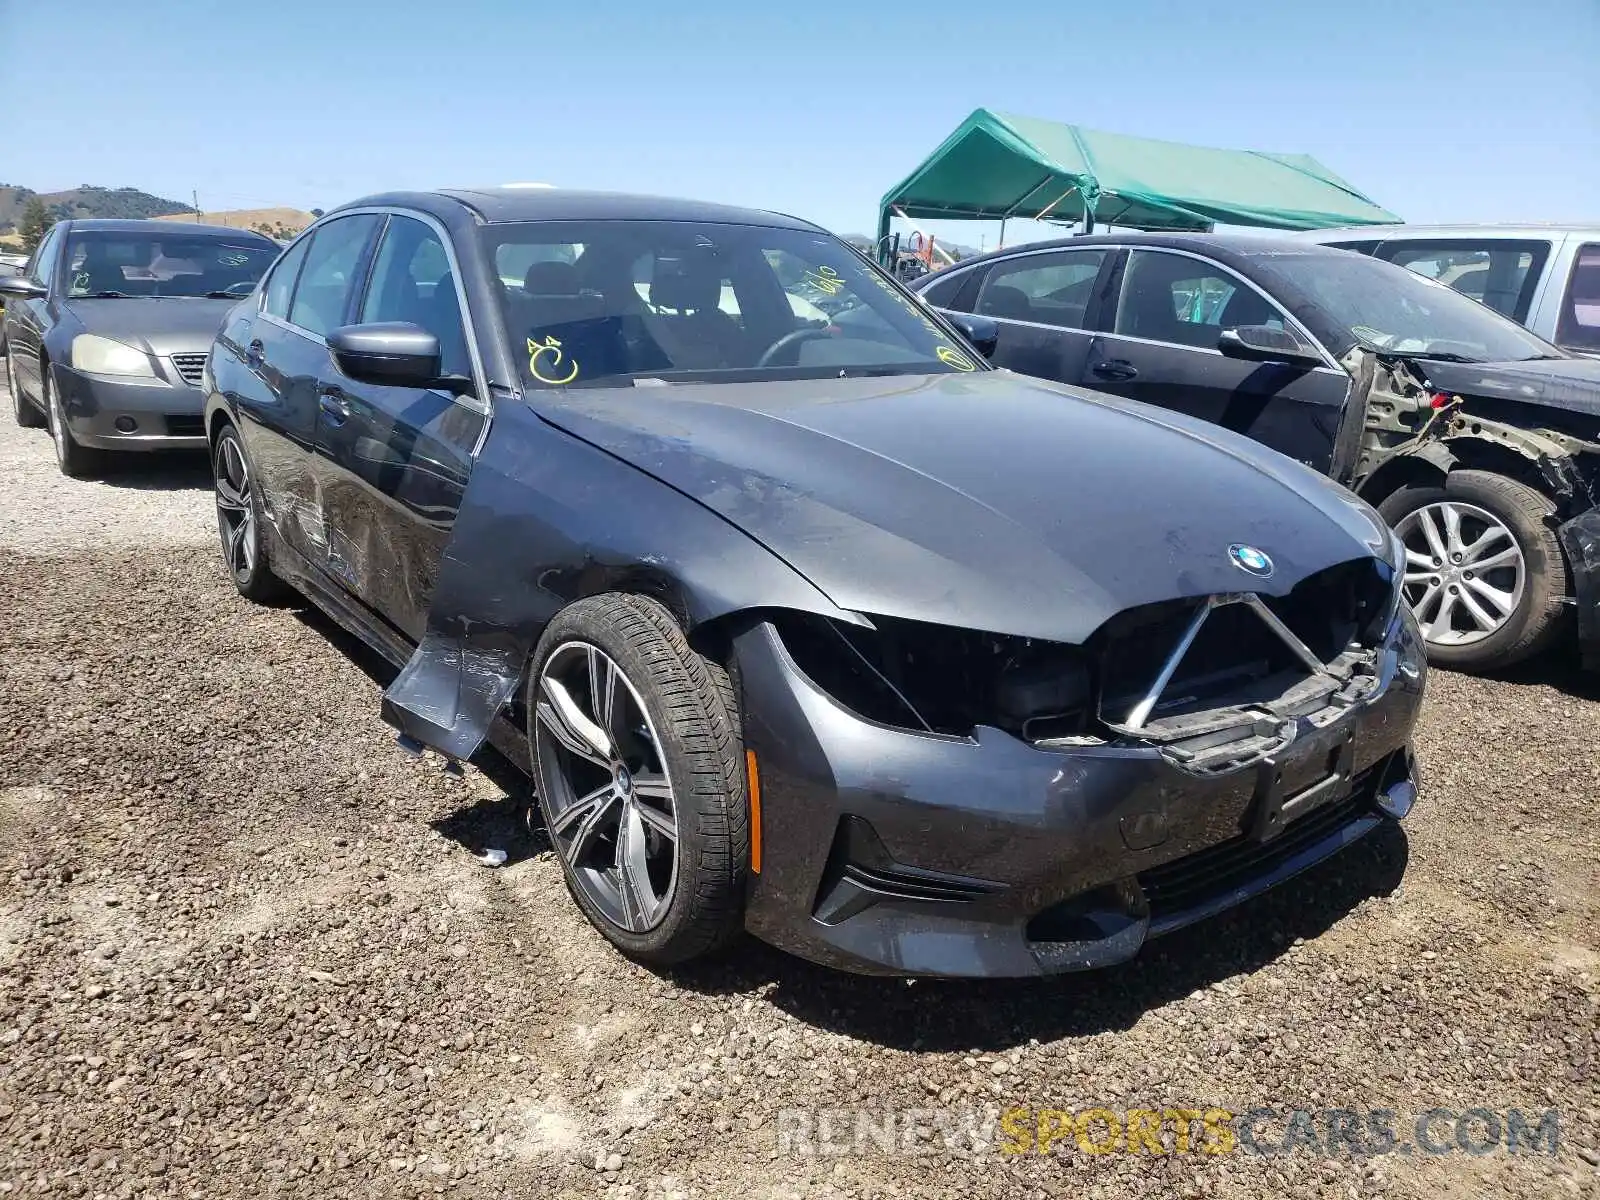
[911,234,1600,674]
[0,219,278,476]
[202,188,1425,977]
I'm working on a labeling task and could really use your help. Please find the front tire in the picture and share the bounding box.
[212,422,288,603]
[527,594,747,966]
[8,351,44,428]
[1380,469,1570,671]
[42,366,103,478]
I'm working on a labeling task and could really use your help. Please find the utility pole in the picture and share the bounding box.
[193,190,201,222]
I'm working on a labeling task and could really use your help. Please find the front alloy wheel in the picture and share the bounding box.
[529,594,747,965]
[1380,470,1571,672]
[42,367,100,478]
[1395,500,1525,647]
[212,424,287,603]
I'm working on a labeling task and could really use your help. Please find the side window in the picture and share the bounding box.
[1114,250,1305,351]
[975,250,1107,328]
[288,215,381,338]
[28,226,61,287]
[918,267,971,308]
[358,215,471,380]
[1555,242,1600,353]
[1377,239,1550,322]
[262,235,311,319]
[1326,240,1380,255]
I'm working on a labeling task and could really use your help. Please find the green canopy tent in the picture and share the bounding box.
[878,109,1401,260]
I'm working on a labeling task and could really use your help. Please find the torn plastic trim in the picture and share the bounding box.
[1100,591,1391,777]
[1558,504,1600,672]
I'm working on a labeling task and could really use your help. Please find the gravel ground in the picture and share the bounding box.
[1,365,1596,1200]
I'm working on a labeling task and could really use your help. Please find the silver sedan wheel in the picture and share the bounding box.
[44,372,68,464]
[214,436,257,578]
[534,641,679,934]
[1396,500,1525,646]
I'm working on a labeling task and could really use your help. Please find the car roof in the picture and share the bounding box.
[1294,223,1600,241]
[335,187,825,232]
[57,218,276,240]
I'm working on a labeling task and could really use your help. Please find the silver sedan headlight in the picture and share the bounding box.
[71,334,156,378]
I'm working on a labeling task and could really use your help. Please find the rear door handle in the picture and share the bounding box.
[318,387,351,425]
[1090,359,1138,381]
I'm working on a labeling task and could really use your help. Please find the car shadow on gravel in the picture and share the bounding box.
[667,823,1410,1052]
[1478,649,1600,702]
[89,453,212,491]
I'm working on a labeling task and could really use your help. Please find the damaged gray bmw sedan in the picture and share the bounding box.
[204,188,1426,976]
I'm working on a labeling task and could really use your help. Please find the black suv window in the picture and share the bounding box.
[918,267,971,307]
[359,216,472,380]
[1555,242,1600,353]
[288,215,381,338]
[974,250,1107,329]
[1377,239,1551,322]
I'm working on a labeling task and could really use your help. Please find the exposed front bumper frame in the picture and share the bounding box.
[734,609,1426,979]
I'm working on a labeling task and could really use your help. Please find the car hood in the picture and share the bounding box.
[1419,356,1600,418]
[536,372,1390,644]
[60,297,234,357]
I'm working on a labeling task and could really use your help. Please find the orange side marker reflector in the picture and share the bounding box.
[746,749,763,875]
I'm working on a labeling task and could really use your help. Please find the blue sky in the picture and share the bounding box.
[4,0,1596,249]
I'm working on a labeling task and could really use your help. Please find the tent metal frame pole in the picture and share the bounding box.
[888,205,958,265]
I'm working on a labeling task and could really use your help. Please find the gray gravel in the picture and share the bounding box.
[0,365,1596,1200]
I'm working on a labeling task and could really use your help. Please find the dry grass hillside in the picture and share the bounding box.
[156,206,316,238]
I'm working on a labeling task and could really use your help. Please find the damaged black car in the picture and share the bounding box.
[204,190,1425,976]
[913,235,1600,673]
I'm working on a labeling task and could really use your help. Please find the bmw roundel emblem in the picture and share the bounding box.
[1228,544,1274,578]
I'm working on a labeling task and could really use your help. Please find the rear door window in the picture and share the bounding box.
[1113,249,1310,351]
[1555,242,1600,353]
[974,250,1107,329]
[288,215,382,338]
[1375,239,1550,323]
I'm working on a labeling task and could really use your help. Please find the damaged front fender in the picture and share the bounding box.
[1559,506,1600,672]
[380,396,854,763]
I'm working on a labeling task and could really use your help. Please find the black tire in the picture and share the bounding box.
[42,365,103,478]
[1379,469,1570,671]
[7,351,43,429]
[527,594,747,966]
[212,422,290,604]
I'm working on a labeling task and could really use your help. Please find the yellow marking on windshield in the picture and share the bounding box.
[803,265,846,295]
[527,335,579,385]
[937,346,976,372]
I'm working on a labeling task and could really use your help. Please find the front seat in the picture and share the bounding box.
[646,252,749,369]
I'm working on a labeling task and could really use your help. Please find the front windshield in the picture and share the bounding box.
[481,219,988,388]
[1253,251,1560,363]
[63,230,278,299]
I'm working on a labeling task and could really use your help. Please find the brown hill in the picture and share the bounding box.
[156,207,316,239]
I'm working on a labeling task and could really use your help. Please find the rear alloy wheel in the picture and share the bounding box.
[213,423,288,603]
[528,595,747,965]
[1381,469,1570,671]
[8,352,44,428]
[42,366,102,478]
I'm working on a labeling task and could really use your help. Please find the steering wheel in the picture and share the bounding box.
[755,326,834,368]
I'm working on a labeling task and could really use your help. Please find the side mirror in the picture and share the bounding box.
[942,311,999,359]
[1218,324,1321,368]
[0,277,47,300]
[328,322,442,388]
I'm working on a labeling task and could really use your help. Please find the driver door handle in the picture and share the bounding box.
[318,386,351,425]
[1090,359,1138,381]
